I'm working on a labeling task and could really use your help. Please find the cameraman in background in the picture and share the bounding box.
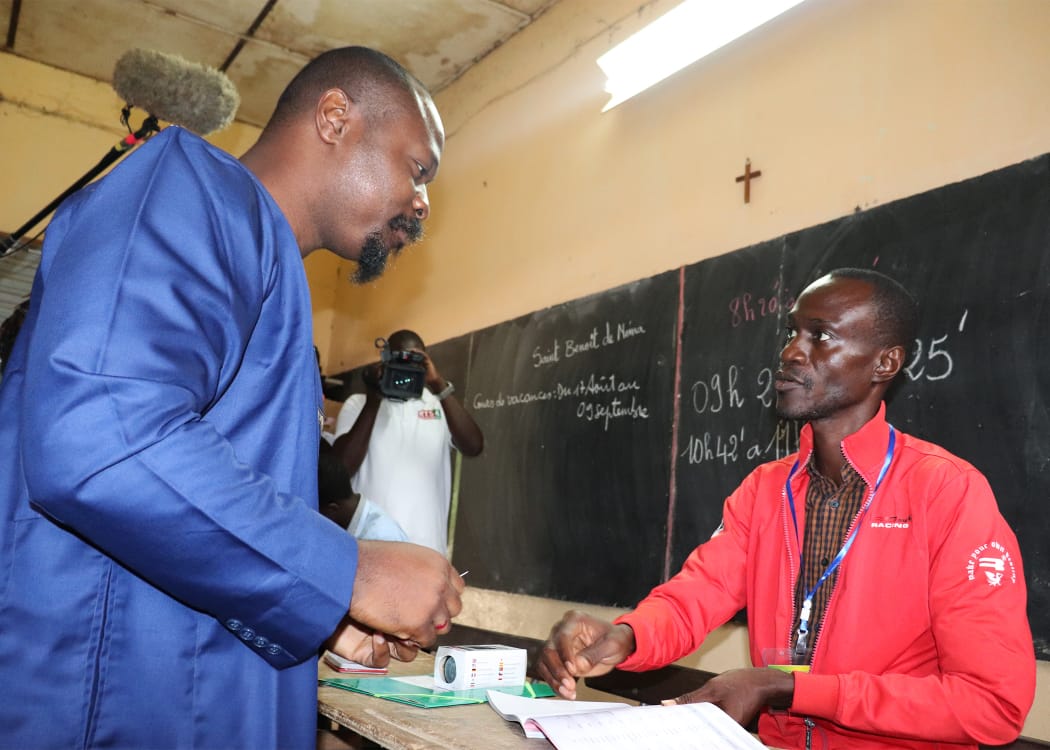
[331,329,483,555]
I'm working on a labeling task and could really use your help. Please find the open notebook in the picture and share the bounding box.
[486,689,629,739]
[487,690,765,749]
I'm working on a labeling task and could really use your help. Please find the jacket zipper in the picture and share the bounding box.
[794,439,885,750]
[783,460,803,653]
[808,445,876,665]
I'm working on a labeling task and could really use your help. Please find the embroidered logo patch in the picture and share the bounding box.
[965,541,1017,587]
[417,408,443,420]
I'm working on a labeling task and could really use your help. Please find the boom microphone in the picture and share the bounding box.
[112,49,240,136]
[1,50,240,254]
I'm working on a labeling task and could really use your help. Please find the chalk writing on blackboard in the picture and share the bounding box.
[531,320,648,368]
[728,277,795,328]
[903,311,966,383]
[471,373,651,433]
[470,317,657,432]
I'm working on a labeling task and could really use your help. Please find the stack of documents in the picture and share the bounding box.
[487,690,765,749]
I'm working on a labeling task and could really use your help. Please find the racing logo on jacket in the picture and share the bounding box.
[870,514,911,529]
[966,541,1017,587]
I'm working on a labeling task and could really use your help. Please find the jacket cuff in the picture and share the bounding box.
[220,512,359,669]
[791,672,840,717]
[612,613,649,672]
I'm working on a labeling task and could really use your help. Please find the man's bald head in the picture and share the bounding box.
[266,46,426,131]
[241,46,444,268]
[388,329,425,351]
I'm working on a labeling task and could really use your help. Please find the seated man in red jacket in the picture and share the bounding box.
[536,268,1035,750]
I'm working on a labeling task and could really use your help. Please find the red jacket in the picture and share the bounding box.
[617,405,1035,749]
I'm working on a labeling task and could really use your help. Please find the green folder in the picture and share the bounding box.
[319,674,555,709]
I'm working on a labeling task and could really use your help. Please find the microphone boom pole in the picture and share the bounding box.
[1,115,160,255]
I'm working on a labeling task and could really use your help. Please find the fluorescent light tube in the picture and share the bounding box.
[597,0,806,111]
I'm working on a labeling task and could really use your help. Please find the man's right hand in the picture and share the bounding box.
[360,363,384,399]
[349,540,464,648]
[534,610,636,699]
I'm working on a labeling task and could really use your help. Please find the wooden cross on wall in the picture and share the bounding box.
[735,158,762,203]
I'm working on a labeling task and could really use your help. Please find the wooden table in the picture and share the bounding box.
[318,652,774,750]
[317,651,555,749]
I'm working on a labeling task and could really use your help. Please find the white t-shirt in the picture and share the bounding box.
[334,389,454,555]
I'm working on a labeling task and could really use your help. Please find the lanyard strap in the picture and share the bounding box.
[788,426,896,659]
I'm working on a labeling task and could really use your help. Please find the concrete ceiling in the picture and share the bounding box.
[1,0,561,128]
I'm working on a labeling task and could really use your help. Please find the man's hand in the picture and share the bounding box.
[360,362,384,400]
[325,615,419,668]
[664,667,794,727]
[412,348,485,456]
[414,350,445,394]
[534,610,636,699]
[349,540,465,648]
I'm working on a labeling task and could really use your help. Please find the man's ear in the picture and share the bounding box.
[873,345,905,384]
[315,88,364,145]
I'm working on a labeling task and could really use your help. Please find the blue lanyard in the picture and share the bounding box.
[787,426,896,660]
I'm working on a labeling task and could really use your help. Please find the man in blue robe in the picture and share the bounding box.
[0,47,464,749]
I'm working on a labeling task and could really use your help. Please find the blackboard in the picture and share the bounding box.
[433,154,1050,658]
[451,271,679,606]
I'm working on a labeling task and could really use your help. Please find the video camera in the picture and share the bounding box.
[373,337,426,401]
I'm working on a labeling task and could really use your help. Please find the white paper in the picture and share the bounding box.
[533,701,766,750]
[486,690,629,739]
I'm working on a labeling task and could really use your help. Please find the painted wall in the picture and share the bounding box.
[2,0,1048,738]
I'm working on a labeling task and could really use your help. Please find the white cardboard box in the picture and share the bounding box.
[433,645,527,690]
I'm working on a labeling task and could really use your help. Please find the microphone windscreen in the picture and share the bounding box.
[112,49,240,135]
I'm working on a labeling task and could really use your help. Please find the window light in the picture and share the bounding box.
[597,0,806,112]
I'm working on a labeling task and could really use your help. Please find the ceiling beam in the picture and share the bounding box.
[221,0,280,73]
[6,0,21,50]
